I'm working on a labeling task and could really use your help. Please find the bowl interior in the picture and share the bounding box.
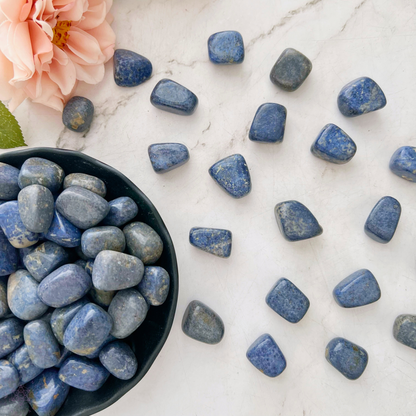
[0,148,179,416]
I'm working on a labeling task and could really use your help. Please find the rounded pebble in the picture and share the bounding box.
[0,393,30,416]
[138,266,170,306]
[0,163,20,200]
[8,344,43,385]
[113,49,153,87]
[99,341,138,380]
[0,360,19,399]
[0,318,24,359]
[62,96,94,133]
[0,229,18,276]
[43,209,82,248]
[64,173,107,197]
[101,196,139,227]
[81,226,126,259]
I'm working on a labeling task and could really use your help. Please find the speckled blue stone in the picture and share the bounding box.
[0,360,19,399]
[8,344,43,385]
[108,289,148,339]
[138,266,170,306]
[333,269,381,308]
[81,226,125,259]
[389,146,416,182]
[38,264,92,308]
[189,227,232,258]
[24,320,60,368]
[63,173,106,197]
[0,318,24,358]
[114,49,152,87]
[0,229,18,276]
[55,347,72,368]
[274,200,323,242]
[249,103,287,144]
[63,303,113,356]
[89,287,115,309]
[18,158,64,193]
[365,196,401,243]
[26,368,70,416]
[325,337,368,380]
[99,341,137,380]
[266,278,310,323]
[59,356,109,391]
[8,270,48,320]
[43,209,81,248]
[62,96,94,132]
[209,154,251,199]
[0,393,30,416]
[148,143,190,173]
[23,241,69,282]
[150,79,198,116]
[0,278,10,318]
[101,197,138,227]
[0,201,39,248]
[270,48,312,92]
[311,124,357,164]
[246,334,286,377]
[0,163,20,200]
[337,77,387,117]
[84,334,116,359]
[393,314,416,349]
[207,31,244,64]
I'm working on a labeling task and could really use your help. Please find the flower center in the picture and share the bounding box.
[52,20,71,49]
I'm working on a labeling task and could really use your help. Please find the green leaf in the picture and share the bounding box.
[0,101,27,149]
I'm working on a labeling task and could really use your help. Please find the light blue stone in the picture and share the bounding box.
[55,347,72,368]
[101,196,138,227]
[0,163,20,200]
[62,96,94,133]
[43,209,81,248]
[0,318,24,359]
[393,314,416,349]
[189,227,232,258]
[63,173,106,197]
[389,146,416,182]
[114,49,152,87]
[8,344,43,385]
[249,103,287,143]
[0,393,30,416]
[99,341,138,380]
[0,360,19,399]
[0,229,18,276]
[148,143,190,173]
[81,226,125,259]
[207,31,244,64]
[138,266,170,306]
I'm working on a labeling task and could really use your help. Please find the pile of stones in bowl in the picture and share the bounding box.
[0,157,170,415]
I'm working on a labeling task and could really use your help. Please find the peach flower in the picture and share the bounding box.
[0,0,115,112]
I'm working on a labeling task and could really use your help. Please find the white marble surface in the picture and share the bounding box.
[4,0,416,414]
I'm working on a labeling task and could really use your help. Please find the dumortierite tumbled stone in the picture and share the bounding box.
[325,337,368,380]
[55,347,72,368]
[38,264,92,308]
[189,227,232,258]
[0,393,30,416]
[0,163,20,200]
[337,77,387,117]
[209,154,251,199]
[56,186,109,230]
[59,356,109,391]
[266,278,310,323]
[18,157,64,193]
[8,270,48,320]
[63,303,113,356]
[108,289,148,339]
[274,200,323,242]
[0,318,24,358]
[43,209,82,248]
[90,287,115,308]
[249,103,287,144]
[24,320,60,368]
[8,344,43,385]
[393,314,416,349]
[0,229,18,276]
[246,334,286,377]
[81,226,126,259]
[389,146,416,182]
[84,334,116,359]
[333,269,381,308]
[63,173,107,198]
[101,197,139,227]
[207,31,244,64]
[114,49,153,87]
[0,360,19,399]
[99,341,138,380]
[150,79,198,116]
[26,368,70,416]
[123,222,163,265]
[148,143,190,173]
[182,300,224,344]
[270,48,312,92]
[310,124,357,164]
[138,266,170,306]
[365,196,401,243]
[62,96,94,132]
[0,278,10,318]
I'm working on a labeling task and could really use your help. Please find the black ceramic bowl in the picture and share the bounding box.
[0,148,179,416]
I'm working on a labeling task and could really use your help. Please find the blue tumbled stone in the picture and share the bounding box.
[8,344,43,385]
[189,227,232,258]
[84,334,116,359]
[389,146,416,182]
[0,393,30,416]
[0,278,10,318]
[246,334,286,377]
[150,79,198,116]
[148,143,190,173]
[333,269,381,308]
[0,229,18,276]
[207,31,244,65]
[325,337,368,380]
[0,163,20,200]
[62,96,94,133]
[138,266,170,306]
[63,173,106,198]
[114,49,152,87]
[89,287,115,309]
[337,77,387,117]
[0,318,24,358]
[393,314,416,349]
[43,209,81,248]
[0,360,19,399]
[266,278,310,323]
[81,226,125,259]
[310,124,357,164]
[85,259,93,276]
[55,347,72,368]
[209,154,251,199]
[99,341,138,380]
[249,103,287,144]
[101,196,138,227]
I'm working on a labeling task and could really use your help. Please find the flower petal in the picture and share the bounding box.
[66,26,105,64]
[58,0,88,23]
[48,49,76,95]
[31,72,64,112]
[0,0,28,22]
[72,61,104,84]
[28,21,53,72]
[85,19,115,62]
[0,48,15,101]
[77,1,106,31]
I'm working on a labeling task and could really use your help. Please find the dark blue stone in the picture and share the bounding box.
[99,341,137,380]
[337,77,387,117]
[333,269,381,308]
[0,393,30,416]
[101,196,138,227]
[0,277,10,318]
[266,278,310,323]
[310,124,357,164]
[59,356,109,391]
[0,360,19,399]
[74,259,87,269]
[0,318,24,358]
[84,334,116,359]
[89,287,115,309]
[325,337,368,380]
[150,79,198,116]
[63,173,106,197]
[249,103,287,144]
[270,48,312,92]
[365,196,401,243]
[246,334,286,377]
[207,31,244,64]
[0,163,20,200]
[43,209,81,248]
[81,226,125,259]
[55,347,72,368]
[393,314,416,349]
[138,266,170,306]
[209,154,251,199]
[189,227,232,258]
[0,229,18,276]
[274,200,323,242]
[114,49,152,87]
[62,96,94,132]
[148,143,190,173]
[8,344,43,385]
[389,146,416,182]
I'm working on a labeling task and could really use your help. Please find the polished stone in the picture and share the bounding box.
[8,344,43,385]
[89,287,115,308]
[389,146,416,182]
[393,314,416,349]
[0,229,18,276]
[99,341,138,380]
[0,318,24,359]
[0,163,20,200]
[189,227,232,258]
[0,278,10,318]
[0,393,30,416]
[101,196,139,227]
[43,209,82,248]
[138,266,170,306]
[81,226,125,259]
[249,103,287,143]
[63,173,106,198]
[114,49,152,87]
[62,96,94,132]
[148,143,190,173]
[0,360,19,399]
[207,31,244,64]
[55,346,72,368]
[84,334,116,359]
